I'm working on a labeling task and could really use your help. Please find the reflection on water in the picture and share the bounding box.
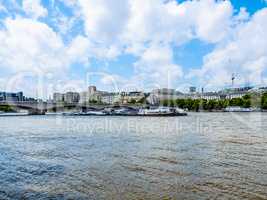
[0,113,267,199]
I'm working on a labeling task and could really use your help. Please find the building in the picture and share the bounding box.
[189,87,196,93]
[218,87,253,99]
[53,92,80,103]
[64,92,80,103]
[0,91,25,102]
[79,86,107,104]
[89,91,103,102]
[184,86,254,100]
[120,91,145,104]
[200,92,221,100]
[53,93,65,102]
[79,91,89,104]
[88,86,97,94]
[0,92,6,101]
[147,88,184,105]
[101,93,121,104]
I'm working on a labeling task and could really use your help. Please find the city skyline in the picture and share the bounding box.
[0,0,266,99]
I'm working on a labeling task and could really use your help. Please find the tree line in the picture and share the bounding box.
[160,93,267,111]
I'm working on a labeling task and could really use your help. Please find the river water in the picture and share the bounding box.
[0,113,266,200]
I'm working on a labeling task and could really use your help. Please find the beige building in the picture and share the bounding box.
[101,93,121,104]
[79,86,109,104]
[79,91,89,104]
[147,88,184,105]
[64,92,80,103]
[120,91,145,104]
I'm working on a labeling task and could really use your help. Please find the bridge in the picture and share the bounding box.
[0,101,142,115]
[0,101,49,115]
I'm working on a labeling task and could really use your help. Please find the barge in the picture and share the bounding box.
[63,107,187,116]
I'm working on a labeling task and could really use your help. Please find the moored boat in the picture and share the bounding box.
[224,106,253,112]
[113,108,139,116]
[83,111,107,116]
[138,107,187,116]
[61,107,187,116]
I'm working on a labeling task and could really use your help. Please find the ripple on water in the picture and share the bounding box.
[0,113,266,199]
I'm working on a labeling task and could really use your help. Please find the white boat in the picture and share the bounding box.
[84,111,106,116]
[46,112,64,115]
[113,108,138,116]
[138,107,187,116]
[224,106,252,112]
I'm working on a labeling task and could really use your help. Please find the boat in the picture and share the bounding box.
[113,108,139,116]
[63,110,107,116]
[138,107,187,116]
[83,111,107,116]
[61,107,187,117]
[224,106,253,112]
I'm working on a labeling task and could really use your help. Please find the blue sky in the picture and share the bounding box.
[0,0,266,98]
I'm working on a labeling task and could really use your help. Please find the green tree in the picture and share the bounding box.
[242,94,251,108]
[206,100,217,111]
[201,99,208,111]
[229,98,244,107]
[261,93,267,109]
[129,99,137,104]
[89,99,98,104]
[137,97,146,104]
[216,100,228,110]
[176,99,186,108]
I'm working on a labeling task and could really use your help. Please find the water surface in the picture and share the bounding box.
[0,113,266,199]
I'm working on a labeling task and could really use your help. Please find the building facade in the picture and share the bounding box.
[120,91,145,104]
[147,88,184,105]
[53,93,65,102]
[53,92,80,103]
[79,86,107,104]
[101,93,121,105]
[0,91,25,102]
[64,92,80,103]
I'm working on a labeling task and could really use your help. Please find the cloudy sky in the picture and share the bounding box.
[0,0,266,98]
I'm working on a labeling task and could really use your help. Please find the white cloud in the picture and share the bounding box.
[73,0,237,89]
[186,0,233,43]
[1,0,266,94]
[76,0,235,56]
[192,8,267,88]
[0,17,66,73]
[22,0,48,19]
[79,0,129,43]
[133,44,183,88]
[124,0,233,46]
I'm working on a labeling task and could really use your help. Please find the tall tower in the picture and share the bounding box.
[231,73,235,87]
[88,86,97,94]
